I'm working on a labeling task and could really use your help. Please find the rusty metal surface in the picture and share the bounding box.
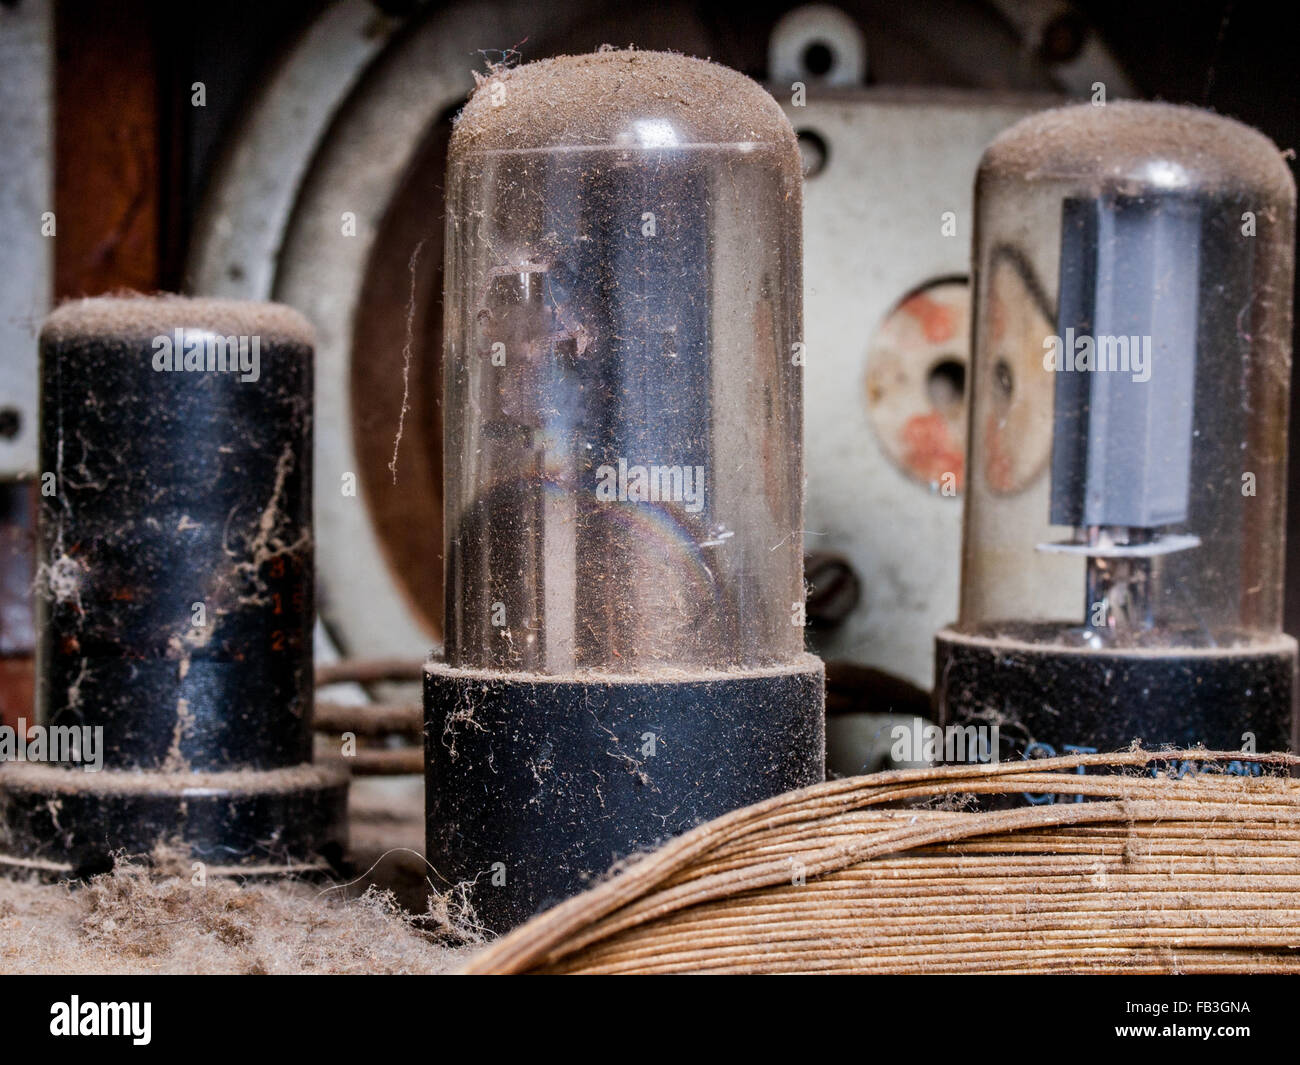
[865,279,970,490]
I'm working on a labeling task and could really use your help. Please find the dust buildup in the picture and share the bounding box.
[452,48,798,158]
[980,100,1295,198]
[389,239,426,485]
[0,759,345,797]
[0,857,479,974]
[41,293,315,350]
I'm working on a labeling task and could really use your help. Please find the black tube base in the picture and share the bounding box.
[424,655,825,932]
[0,761,348,879]
[935,628,1297,802]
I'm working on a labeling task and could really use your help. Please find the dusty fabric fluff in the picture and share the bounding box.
[0,858,481,975]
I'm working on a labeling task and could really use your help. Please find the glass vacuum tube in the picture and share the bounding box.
[937,101,1297,772]
[426,50,824,930]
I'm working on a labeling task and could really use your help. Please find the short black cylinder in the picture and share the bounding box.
[425,656,825,931]
[935,627,1297,782]
[0,762,348,878]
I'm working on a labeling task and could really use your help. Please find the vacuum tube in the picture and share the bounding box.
[937,101,1297,778]
[0,296,346,876]
[427,49,824,930]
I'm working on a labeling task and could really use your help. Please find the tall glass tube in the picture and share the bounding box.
[962,101,1294,649]
[428,50,823,931]
[442,50,805,675]
[937,101,1297,770]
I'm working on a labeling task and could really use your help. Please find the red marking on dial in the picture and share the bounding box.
[901,411,964,490]
[902,293,956,344]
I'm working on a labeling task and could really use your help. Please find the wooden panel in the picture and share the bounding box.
[54,0,162,297]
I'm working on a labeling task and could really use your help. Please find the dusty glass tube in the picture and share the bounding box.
[937,101,1297,771]
[442,51,805,675]
[428,50,824,931]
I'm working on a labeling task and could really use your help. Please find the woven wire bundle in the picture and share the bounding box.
[465,750,1300,974]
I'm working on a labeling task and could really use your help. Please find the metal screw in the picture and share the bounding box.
[804,552,862,628]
